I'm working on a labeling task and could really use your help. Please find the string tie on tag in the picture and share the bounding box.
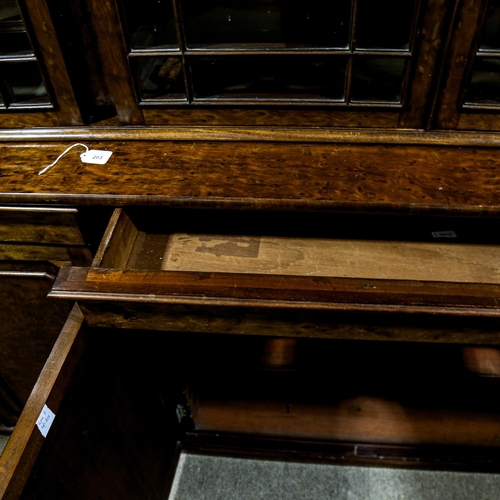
[39,143,89,175]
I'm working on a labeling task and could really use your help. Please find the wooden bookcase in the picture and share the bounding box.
[2,0,500,498]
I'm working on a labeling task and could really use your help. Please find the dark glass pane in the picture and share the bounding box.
[0,0,22,24]
[465,58,500,105]
[135,56,186,100]
[191,56,346,100]
[0,32,32,56]
[351,57,405,103]
[356,0,415,50]
[183,0,351,49]
[479,0,500,51]
[122,0,178,49]
[2,62,50,105]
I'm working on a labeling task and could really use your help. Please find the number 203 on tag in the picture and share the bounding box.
[80,150,113,165]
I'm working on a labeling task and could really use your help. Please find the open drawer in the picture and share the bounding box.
[51,207,500,343]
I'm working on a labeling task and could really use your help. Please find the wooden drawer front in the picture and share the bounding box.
[0,207,84,246]
[0,244,73,264]
[52,207,500,318]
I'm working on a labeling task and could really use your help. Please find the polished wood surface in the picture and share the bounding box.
[52,265,500,317]
[0,263,71,416]
[77,301,500,344]
[86,0,143,125]
[5,127,500,146]
[434,0,489,129]
[1,141,500,214]
[0,208,83,245]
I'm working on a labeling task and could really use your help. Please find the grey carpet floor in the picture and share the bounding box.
[169,453,500,500]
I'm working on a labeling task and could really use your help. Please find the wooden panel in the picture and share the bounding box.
[0,208,83,245]
[86,0,143,124]
[3,141,500,214]
[78,301,500,344]
[462,347,500,377]
[193,396,500,448]
[457,113,500,131]
[399,0,454,128]
[94,209,139,268]
[161,233,500,284]
[52,266,500,317]
[5,127,500,147]
[434,0,489,129]
[0,113,59,129]
[143,109,399,128]
[0,304,85,500]
[0,263,71,418]
[0,244,71,263]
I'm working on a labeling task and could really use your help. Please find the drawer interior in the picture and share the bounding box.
[96,208,500,284]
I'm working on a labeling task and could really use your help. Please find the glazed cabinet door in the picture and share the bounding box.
[0,0,83,126]
[89,0,453,128]
[435,0,500,130]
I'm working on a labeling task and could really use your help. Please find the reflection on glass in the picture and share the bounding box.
[356,0,415,50]
[351,57,405,102]
[0,0,21,23]
[122,0,178,49]
[135,57,186,99]
[183,0,351,49]
[479,0,500,51]
[466,58,500,104]
[0,32,32,56]
[191,56,346,100]
[3,62,50,105]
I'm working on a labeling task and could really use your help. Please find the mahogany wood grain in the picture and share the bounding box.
[0,208,83,245]
[95,209,138,268]
[462,347,500,377]
[192,396,500,448]
[142,109,399,128]
[458,113,500,131]
[4,127,500,147]
[399,0,453,128]
[77,301,500,344]
[434,0,489,129]
[52,265,500,317]
[0,263,71,421]
[86,0,143,124]
[0,304,85,500]
[0,244,70,263]
[0,113,59,129]
[2,141,500,214]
